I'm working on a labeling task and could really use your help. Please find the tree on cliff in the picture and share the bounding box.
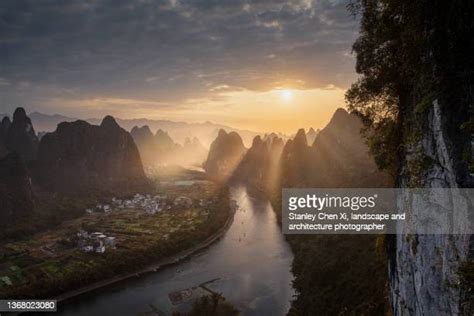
[346,0,474,180]
[346,1,474,315]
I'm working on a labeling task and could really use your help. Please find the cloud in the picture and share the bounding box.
[0,0,358,116]
[0,78,10,86]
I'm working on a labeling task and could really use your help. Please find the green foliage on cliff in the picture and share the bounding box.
[269,192,388,316]
[346,0,474,181]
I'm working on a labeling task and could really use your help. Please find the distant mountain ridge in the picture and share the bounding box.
[35,116,151,194]
[0,112,270,147]
[1,108,39,162]
[220,108,389,193]
[280,108,389,188]
[306,127,319,145]
[232,134,284,191]
[203,129,247,181]
[131,126,207,167]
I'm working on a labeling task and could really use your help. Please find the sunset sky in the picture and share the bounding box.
[0,0,358,134]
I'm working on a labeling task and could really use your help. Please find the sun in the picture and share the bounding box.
[280,89,294,101]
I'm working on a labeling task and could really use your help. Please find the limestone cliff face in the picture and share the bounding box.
[0,116,11,142]
[232,135,283,191]
[131,125,158,166]
[4,108,38,162]
[203,129,246,181]
[182,136,207,164]
[279,128,311,187]
[155,129,175,151]
[0,153,35,228]
[306,127,318,146]
[0,118,9,158]
[389,100,474,315]
[131,125,208,167]
[35,116,150,195]
[279,110,388,188]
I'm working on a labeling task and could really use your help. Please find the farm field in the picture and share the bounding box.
[0,180,232,299]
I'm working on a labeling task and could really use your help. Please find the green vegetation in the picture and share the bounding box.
[270,194,388,316]
[346,0,473,182]
[0,192,108,242]
[0,182,231,299]
[288,234,388,315]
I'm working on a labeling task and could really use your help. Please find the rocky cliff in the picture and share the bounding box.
[35,116,150,194]
[279,109,388,189]
[280,128,311,187]
[182,136,207,165]
[131,125,158,166]
[0,153,35,228]
[155,129,176,151]
[388,99,474,315]
[310,108,388,187]
[232,135,283,190]
[4,108,39,162]
[203,129,246,181]
[274,110,389,315]
[306,127,318,145]
[131,126,208,167]
[0,116,11,142]
[0,117,10,158]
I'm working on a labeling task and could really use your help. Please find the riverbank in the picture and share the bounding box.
[267,189,388,315]
[50,185,295,316]
[54,206,235,304]
[1,182,233,303]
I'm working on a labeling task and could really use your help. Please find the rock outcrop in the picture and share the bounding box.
[388,100,474,316]
[0,116,11,142]
[275,109,390,315]
[155,129,175,151]
[0,153,35,228]
[131,126,208,167]
[131,125,158,166]
[280,128,312,187]
[232,136,269,184]
[0,117,10,158]
[233,135,284,191]
[279,109,388,188]
[35,116,150,194]
[182,136,207,164]
[344,1,474,314]
[4,108,39,162]
[306,127,319,145]
[310,108,388,187]
[203,129,246,181]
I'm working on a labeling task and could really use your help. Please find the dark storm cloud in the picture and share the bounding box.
[0,0,357,113]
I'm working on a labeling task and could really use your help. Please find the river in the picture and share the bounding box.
[55,185,295,315]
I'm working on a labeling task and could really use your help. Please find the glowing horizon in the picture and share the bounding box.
[0,0,358,135]
[36,85,347,135]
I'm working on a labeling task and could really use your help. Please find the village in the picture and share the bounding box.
[87,193,212,216]
[0,181,231,294]
[77,192,214,254]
